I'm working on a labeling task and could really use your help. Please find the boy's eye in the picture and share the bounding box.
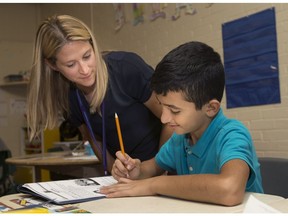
[170,109,180,115]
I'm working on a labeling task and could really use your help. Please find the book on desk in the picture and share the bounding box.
[17,176,117,205]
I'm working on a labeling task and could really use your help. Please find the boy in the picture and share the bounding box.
[100,41,263,206]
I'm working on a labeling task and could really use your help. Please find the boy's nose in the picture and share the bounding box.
[161,108,171,124]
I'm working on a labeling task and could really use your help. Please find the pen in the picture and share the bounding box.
[115,113,126,156]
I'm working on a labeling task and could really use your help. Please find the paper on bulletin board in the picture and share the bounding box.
[0,117,8,127]
[9,98,26,115]
[0,101,8,116]
[0,101,8,126]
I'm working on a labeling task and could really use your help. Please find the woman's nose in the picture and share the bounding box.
[79,61,89,74]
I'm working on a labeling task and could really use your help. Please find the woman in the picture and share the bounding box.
[27,14,172,175]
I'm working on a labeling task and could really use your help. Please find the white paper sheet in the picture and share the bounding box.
[243,194,281,213]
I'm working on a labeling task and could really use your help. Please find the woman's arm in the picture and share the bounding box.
[144,92,174,147]
[78,124,115,173]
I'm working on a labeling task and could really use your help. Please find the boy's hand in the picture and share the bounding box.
[111,151,141,181]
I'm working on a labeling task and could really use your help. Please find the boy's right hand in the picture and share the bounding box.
[111,151,141,181]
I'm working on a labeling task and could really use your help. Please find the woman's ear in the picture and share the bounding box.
[45,59,58,71]
[205,99,220,118]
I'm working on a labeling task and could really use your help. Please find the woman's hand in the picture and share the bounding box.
[111,151,141,180]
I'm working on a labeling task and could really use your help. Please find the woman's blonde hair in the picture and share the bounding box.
[27,14,108,141]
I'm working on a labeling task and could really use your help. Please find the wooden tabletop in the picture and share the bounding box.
[5,151,99,166]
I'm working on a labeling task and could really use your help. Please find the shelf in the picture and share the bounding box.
[24,148,42,152]
[0,80,29,87]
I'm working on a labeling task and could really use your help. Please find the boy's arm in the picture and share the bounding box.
[103,159,249,206]
[149,159,249,206]
[138,158,165,179]
[111,151,164,180]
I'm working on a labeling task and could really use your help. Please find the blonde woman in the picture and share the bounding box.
[27,14,172,175]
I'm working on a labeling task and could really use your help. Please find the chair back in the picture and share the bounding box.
[258,157,288,198]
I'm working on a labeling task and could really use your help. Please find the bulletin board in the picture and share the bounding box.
[222,8,280,108]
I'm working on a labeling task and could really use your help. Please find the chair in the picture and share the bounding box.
[47,147,75,181]
[0,138,16,196]
[258,157,288,198]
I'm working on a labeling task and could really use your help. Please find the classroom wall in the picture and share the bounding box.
[39,3,288,158]
[0,4,39,157]
[0,3,288,159]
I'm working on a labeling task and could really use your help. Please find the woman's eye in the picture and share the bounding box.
[83,54,91,60]
[67,63,75,68]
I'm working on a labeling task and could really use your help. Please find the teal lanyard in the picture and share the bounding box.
[76,89,108,175]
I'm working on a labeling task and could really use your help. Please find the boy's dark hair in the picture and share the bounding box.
[151,41,225,110]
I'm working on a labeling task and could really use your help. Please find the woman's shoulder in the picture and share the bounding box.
[103,51,144,63]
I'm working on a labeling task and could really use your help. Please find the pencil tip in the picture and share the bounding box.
[115,113,118,118]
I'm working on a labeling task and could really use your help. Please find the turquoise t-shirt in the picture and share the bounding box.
[155,108,263,193]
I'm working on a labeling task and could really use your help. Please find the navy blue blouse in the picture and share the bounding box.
[68,51,162,161]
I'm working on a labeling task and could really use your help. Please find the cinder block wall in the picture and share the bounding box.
[87,3,288,158]
[1,3,287,158]
[39,3,288,158]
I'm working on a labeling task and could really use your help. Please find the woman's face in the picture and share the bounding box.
[53,40,97,91]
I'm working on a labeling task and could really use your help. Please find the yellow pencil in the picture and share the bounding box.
[5,207,50,213]
[115,113,125,156]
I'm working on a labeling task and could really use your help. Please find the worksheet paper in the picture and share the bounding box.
[18,176,117,204]
[243,194,281,213]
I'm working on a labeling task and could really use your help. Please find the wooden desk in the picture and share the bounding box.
[269,198,288,213]
[5,152,102,182]
[78,192,285,213]
[0,192,286,213]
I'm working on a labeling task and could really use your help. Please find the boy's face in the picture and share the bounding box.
[157,91,211,139]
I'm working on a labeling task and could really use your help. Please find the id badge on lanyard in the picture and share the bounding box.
[76,89,108,175]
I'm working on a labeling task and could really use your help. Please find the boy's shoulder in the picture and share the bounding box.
[212,109,250,134]
[220,117,250,137]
